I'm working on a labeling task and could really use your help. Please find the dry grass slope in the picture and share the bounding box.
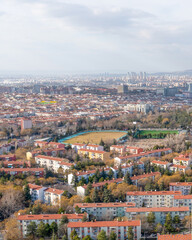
[64,132,126,144]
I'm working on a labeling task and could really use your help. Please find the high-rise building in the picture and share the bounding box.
[21,118,32,132]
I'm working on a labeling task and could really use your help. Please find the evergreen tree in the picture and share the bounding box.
[85,182,93,196]
[50,222,58,235]
[45,223,51,237]
[164,213,174,233]
[70,230,80,240]
[159,181,166,191]
[127,226,134,240]
[99,139,105,146]
[72,173,78,187]
[24,183,31,206]
[147,212,155,224]
[62,235,68,240]
[108,169,114,180]
[101,167,106,179]
[117,165,123,178]
[82,236,92,240]
[109,231,117,240]
[36,221,46,238]
[75,205,81,214]
[26,222,37,240]
[124,172,132,185]
[61,216,69,224]
[92,188,100,202]
[95,169,101,182]
[82,213,88,222]
[51,231,58,240]
[103,188,113,203]
[97,230,107,240]
[173,215,180,226]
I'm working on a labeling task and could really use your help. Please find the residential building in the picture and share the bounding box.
[169,182,192,195]
[44,187,64,205]
[74,202,136,220]
[35,155,73,173]
[173,195,192,211]
[18,213,86,236]
[78,149,109,161]
[0,168,44,177]
[173,156,192,166]
[157,233,191,240]
[28,183,47,202]
[21,118,32,131]
[125,207,189,224]
[151,160,171,169]
[126,191,182,207]
[67,220,141,240]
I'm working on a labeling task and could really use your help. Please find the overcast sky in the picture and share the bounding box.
[0,0,192,73]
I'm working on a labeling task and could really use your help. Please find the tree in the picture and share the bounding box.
[36,221,46,238]
[99,139,105,146]
[5,218,23,240]
[82,236,92,240]
[103,188,113,203]
[164,213,174,233]
[70,230,80,240]
[62,235,68,240]
[75,205,81,214]
[97,230,107,240]
[117,165,123,178]
[85,182,93,196]
[127,226,134,240]
[50,222,58,235]
[147,212,155,224]
[23,183,31,207]
[44,223,51,237]
[51,231,58,240]
[108,169,114,180]
[61,215,69,224]
[155,223,163,233]
[26,222,37,239]
[109,231,117,240]
[72,173,78,187]
[82,213,88,222]
[124,172,132,185]
[92,188,100,202]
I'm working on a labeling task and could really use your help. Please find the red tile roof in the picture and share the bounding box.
[44,187,64,195]
[74,202,135,208]
[170,182,192,186]
[126,206,189,212]
[17,213,84,220]
[174,195,192,199]
[127,191,182,196]
[158,234,191,240]
[67,220,141,228]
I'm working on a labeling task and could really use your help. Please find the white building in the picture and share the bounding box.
[173,156,192,167]
[169,182,192,195]
[44,187,64,205]
[74,202,135,221]
[151,160,171,169]
[21,118,32,131]
[125,207,189,224]
[35,155,73,173]
[173,195,192,211]
[126,191,182,207]
[17,213,86,236]
[28,183,47,202]
[67,220,141,240]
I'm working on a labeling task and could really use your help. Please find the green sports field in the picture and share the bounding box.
[136,130,178,139]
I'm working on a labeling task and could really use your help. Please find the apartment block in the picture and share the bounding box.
[126,191,182,207]
[67,220,141,240]
[169,182,192,195]
[74,202,135,220]
[125,207,189,224]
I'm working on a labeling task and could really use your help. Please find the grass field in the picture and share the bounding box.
[137,130,178,139]
[64,131,126,144]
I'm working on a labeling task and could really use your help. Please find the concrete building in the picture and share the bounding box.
[124,103,153,114]
[169,182,192,195]
[67,220,141,240]
[74,202,135,221]
[126,191,182,207]
[173,195,192,211]
[21,118,32,131]
[35,155,73,173]
[17,213,85,236]
[125,207,189,224]
[117,84,129,94]
[158,233,191,240]
[28,183,47,202]
[44,187,64,205]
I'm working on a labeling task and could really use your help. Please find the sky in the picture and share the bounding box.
[0,0,192,73]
